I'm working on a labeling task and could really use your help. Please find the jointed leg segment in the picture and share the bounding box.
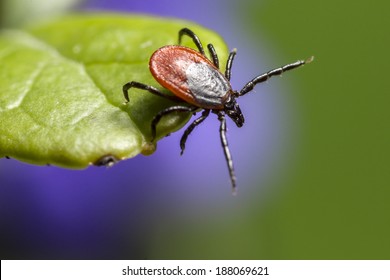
[178,28,205,55]
[218,112,237,193]
[122,81,181,103]
[239,56,313,96]
[207,44,219,68]
[225,49,237,81]
[122,81,196,142]
[180,109,210,155]
[151,106,197,141]
[178,28,220,68]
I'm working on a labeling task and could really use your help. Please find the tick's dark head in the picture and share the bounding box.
[224,95,244,127]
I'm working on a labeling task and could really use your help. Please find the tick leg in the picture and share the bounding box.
[207,44,219,68]
[178,28,205,55]
[225,48,237,81]
[180,109,210,155]
[151,105,197,141]
[122,81,181,103]
[239,56,314,96]
[218,112,237,193]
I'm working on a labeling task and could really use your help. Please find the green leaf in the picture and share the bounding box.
[0,13,228,168]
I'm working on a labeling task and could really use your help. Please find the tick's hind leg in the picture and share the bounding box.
[122,81,182,103]
[151,105,198,141]
[178,28,205,55]
[217,111,237,193]
[180,109,210,155]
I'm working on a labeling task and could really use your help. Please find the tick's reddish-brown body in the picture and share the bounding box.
[150,45,232,110]
[122,28,312,192]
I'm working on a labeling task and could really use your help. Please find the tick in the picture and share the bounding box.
[123,28,313,193]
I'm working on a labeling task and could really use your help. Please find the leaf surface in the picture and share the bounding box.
[0,14,228,167]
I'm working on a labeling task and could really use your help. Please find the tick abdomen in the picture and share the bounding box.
[150,45,231,109]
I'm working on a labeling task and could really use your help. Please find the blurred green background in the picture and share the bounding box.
[247,0,390,259]
[1,0,389,259]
